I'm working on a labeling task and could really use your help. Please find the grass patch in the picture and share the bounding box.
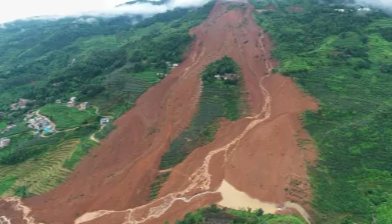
[40,104,96,130]
[0,122,6,130]
[0,176,16,196]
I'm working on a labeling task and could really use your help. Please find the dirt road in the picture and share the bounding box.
[0,1,317,223]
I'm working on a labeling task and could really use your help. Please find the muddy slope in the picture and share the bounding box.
[0,1,317,224]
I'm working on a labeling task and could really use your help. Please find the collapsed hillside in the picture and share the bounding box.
[1,0,317,223]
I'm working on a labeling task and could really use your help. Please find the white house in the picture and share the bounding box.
[100,118,111,125]
[358,7,371,12]
[78,102,89,111]
[0,138,10,148]
[67,97,77,107]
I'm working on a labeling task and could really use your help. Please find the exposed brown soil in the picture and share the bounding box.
[0,1,318,223]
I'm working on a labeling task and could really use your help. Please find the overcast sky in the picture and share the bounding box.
[0,0,213,24]
[0,0,160,23]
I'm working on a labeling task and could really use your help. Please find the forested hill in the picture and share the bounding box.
[251,0,392,223]
[0,3,213,121]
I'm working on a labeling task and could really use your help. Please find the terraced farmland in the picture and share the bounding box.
[0,139,80,197]
[90,69,161,118]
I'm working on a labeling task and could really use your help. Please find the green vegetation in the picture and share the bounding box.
[63,139,98,170]
[0,121,29,137]
[175,204,306,224]
[160,56,245,169]
[0,176,16,196]
[40,104,96,130]
[0,139,80,197]
[148,171,171,201]
[95,122,117,140]
[0,122,6,130]
[251,0,392,223]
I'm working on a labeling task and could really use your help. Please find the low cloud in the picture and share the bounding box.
[0,0,213,24]
[167,0,212,8]
[355,0,392,12]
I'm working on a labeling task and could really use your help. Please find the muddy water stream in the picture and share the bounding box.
[217,180,311,223]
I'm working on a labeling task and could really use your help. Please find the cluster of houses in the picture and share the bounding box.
[27,116,54,134]
[155,63,179,78]
[166,62,179,68]
[62,97,89,111]
[214,73,240,81]
[10,98,35,111]
[0,138,10,148]
[156,72,168,78]
[335,7,371,13]
[67,97,77,107]
[0,124,16,135]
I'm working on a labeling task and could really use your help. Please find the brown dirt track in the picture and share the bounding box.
[0,1,318,224]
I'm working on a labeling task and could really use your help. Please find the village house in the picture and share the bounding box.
[77,102,89,111]
[23,113,34,121]
[156,73,168,78]
[10,103,19,111]
[214,73,240,81]
[100,118,111,125]
[0,125,16,134]
[358,7,371,12]
[44,125,53,134]
[0,138,10,148]
[67,97,77,107]
[10,98,34,110]
[166,62,179,68]
[27,117,48,130]
[56,99,62,104]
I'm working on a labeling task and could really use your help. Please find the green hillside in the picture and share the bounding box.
[176,204,306,224]
[0,2,215,198]
[251,0,392,223]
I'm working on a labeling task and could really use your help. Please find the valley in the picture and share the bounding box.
[1,0,317,223]
[2,0,392,223]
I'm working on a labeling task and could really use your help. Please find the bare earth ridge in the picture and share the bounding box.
[0,1,318,223]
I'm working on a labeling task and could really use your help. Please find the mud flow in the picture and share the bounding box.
[0,1,317,223]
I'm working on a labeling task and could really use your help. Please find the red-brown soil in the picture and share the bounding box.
[0,1,318,223]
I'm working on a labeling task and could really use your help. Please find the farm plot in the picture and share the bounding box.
[0,139,80,197]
